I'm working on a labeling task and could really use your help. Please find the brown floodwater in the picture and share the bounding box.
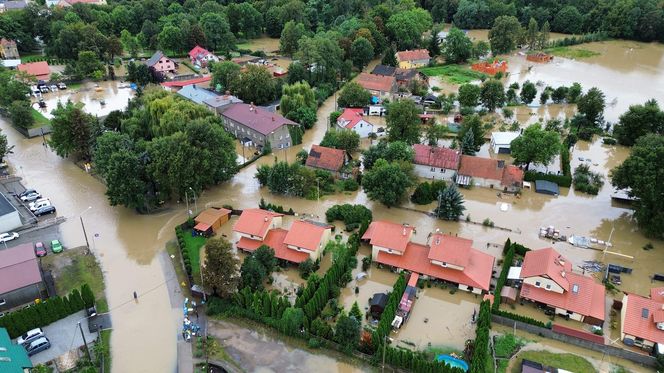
[34,80,135,119]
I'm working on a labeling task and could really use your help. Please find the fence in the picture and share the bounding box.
[491,314,657,367]
[13,124,52,138]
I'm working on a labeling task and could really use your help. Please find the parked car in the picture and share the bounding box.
[57,82,67,90]
[39,86,49,93]
[87,305,97,317]
[29,198,50,211]
[0,232,19,242]
[49,85,58,92]
[34,242,47,257]
[20,192,42,202]
[26,337,51,356]
[51,239,63,253]
[16,328,44,347]
[34,205,56,217]
[18,189,37,198]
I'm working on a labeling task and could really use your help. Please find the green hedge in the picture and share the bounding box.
[524,171,572,188]
[492,239,514,312]
[371,273,407,353]
[325,204,372,226]
[492,309,548,328]
[376,344,464,373]
[470,300,492,373]
[0,285,92,338]
[560,143,571,177]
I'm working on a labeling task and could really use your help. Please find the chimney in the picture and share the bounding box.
[272,116,275,121]
[263,216,268,222]
[402,228,406,236]
[561,271,566,278]
[558,258,565,266]
[435,237,440,245]
[497,160,505,169]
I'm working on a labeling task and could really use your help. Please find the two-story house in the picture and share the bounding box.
[146,51,176,75]
[355,73,397,102]
[336,108,375,138]
[305,145,349,179]
[456,155,524,192]
[412,144,460,182]
[220,103,298,150]
[396,49,431,69]
[620,287,664,352]
[188,45,219,69]
[282,220,332,261]
[519,247,606,325]
[362,222,494,294]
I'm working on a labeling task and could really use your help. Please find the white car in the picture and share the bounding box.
[20,192,42,202]
[0,232,19,242]
[29,199,51,212]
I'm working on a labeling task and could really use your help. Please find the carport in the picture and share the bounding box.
[534,180,559,196]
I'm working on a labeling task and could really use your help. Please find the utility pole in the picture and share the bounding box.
[79,206,92,254]
[185,190,190,217]
[78,321,92,362]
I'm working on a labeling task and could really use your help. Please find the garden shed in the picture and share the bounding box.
[534,180,559,196]
[369,292,388,319]
[194,207,231,235]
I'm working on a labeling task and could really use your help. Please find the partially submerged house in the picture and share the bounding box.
[188,45,219,68]
[620,287,664,353]
[282,220,332,261]
[193,207,231,236]
[371,64,427,89]
[336,108,374,138]
[362,222,495,294]
[17,61,50,81]
[490,131,520,154]
[146,51,176,75]
[355,73,397,102]
[456,155,524,192]
[160,76,212,92]
[0,243,45,312]
[396,49,431,69]
[471,60,508,75]
[412,144,460,182]
[527,52,553,63]
[305,145,349,178]
[519,247,605,325]
[220,103,298,150]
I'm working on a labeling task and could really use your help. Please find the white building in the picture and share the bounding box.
[337,108,375,138]
[490,131,520,154]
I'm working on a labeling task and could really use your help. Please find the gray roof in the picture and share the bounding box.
[176,84,219,105]
[4,0,27,9]
[371,65,396,76]
[535,180,560,195]
[0,193,17,216]
[146,51,165,67]
[0,243,42,294]
[203,94,243,108]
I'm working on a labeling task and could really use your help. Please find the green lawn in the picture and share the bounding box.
[511,350,596,373]
[99,329,112,372]
[166,240,192,297]
[183,233,207,282]
[418,64,487,84]
[494,334,526,358]
[31,108,50,127]
[545,46,600,59]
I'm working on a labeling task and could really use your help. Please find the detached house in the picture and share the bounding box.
[362,221,495,294]
[146,51,176,75]
[371,64,427,89]
[396,49,431,69]
[490,132,520,154]
[456,155,524,192]
[620,287,664,353]
[305,145,349,178]
[519,247,605,325]
[336,108,374,138]
[412,144,460,182]
[234,209,331,264]
[0,39,19,59]
[220,103,297,150]
[189,45,219,68]
[0,243,45,312]
[355,73,397,102]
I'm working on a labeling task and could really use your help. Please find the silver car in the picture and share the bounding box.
[26,337,51,356]
[16,328,44,347]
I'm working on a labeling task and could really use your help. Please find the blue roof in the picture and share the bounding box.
[0,328,33,372]
[176,84,219,105]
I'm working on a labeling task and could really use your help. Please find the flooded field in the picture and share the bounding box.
[34,80,134,119]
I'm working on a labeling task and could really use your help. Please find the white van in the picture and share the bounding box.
[29,198,50,211]
[16,328,44,347]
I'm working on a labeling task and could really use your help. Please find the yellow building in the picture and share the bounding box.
[396,49,431,69]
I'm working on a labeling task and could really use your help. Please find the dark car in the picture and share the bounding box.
[87,305,97,317]
[34,242,47,257]
[34,205,56,217]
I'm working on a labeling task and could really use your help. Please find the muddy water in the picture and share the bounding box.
[463,28,569,43]
[35,80,134,119]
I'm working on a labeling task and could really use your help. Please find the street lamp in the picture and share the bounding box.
[79,206,92,254]
[189,187,198,215]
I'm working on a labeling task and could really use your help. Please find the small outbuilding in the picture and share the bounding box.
[193,207,231,236]
[500,286,518,305]
[534,180,560,196]
[369,292,388,319]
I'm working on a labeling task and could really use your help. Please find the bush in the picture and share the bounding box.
[573,164,604,195]
[342,179,359,191]
[524,171,572,188]
[602,137,617,145]
[361,256,371,271]
[298,258,315,279]
[344,223,360,232]
[560,143,571,176]
[410,181,446,205]
[325,204,372,225]
[482,218,494,227]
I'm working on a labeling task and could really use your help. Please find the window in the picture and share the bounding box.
[0,299,5,306]
[440,168,446,173]
[279,135,283,140]
[545,284,551,290]
[572,284,579,293]
[535,281,541,287]
[286,133,290,138]
[430,167,435,172]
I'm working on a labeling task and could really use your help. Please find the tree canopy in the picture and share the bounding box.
[510,124,561,170]
[442,27,473,64]
[202,238,240,298]
[338,82,371,108]
[386,100,421,145]
[362,158,414,207]
[613,99,664,146]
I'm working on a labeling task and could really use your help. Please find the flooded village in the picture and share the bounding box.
[0,1,663,372]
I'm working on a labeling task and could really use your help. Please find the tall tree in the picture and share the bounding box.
[280,81,316,117]
[460,128,476,155]
[458,84,480,107]
[611,134,664,238]
[381,46,398,67]
[386,100,421,144]
[489,16,522,54]
[338,82,371,108]
[334,312,360,353]
[350,37,374,69]
[526,18,539,50]
[200,12,236,53]
[443,27,473,64]
[520,81,537,104]
[9,101,34,130]
[202,238,240,298]
[613,99,664,146]
[510,124,561,170]
[480,79,505,111]
[362,141,414,169]
[280,21,306,56]
[577,87,606,126]
[362,159,414,207]
[386,8,432,50]
[49,102,99,160]
[211,61,240,92]
[458,115,485,152]
[538,21,550,50]
[424,123,447,146]
[435,184,466,221]
[231,65,276,105]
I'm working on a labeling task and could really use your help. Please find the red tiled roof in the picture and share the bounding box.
[283,220,331,252]
[502,165,524,188]
[17,61,49,78]
[622,291,664,344]
[520,272,605,321]
[237,229,309,264]
[407,272,419,287]
[458,155,504,181]
[222,103,296,136]
[233,208,283,238]
[521,247,572,291]
[427,233,473,268]
[362,221,414,253]
[194,222,211,232]
[305,145,345,172]
[0,243,42,294]
[355,73,396,93]
[413,144,460,170]
[337,108,373,128]
[195,207,231,226]
[376,242,494,291]
[161,76,212,88]
[0,38,15,46]
[653,310,664,323]
[189,45,211,59]
[651,287,664,303]
[552,324,605,344]
[396,49,430,62]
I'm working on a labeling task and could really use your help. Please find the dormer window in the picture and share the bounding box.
[572,284,579,293]
[535,281,541,287]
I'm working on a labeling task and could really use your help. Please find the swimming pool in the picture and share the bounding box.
[436,354,469,371]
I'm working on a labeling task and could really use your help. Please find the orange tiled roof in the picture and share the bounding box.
[355,73,396,93]
[427,233,473,268]
[396,49,430,62]
[521,247,572,291]
[651,287,664,303]
[337,108,373,129]
[623,291,664,343]
[233,208,283,238]
[413,144,460,170]
[283,220,331,252]
[376,241,494,291]
[502,165,524,188]
[520,271,605,321]
[362,221,414,253]
[195,207,231,226]
[305,145,345,172]
[17,61,49,78]
[458,155,505,181]
[236,228,310,264]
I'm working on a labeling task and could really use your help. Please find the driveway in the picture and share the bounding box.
[21,310,99,366]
